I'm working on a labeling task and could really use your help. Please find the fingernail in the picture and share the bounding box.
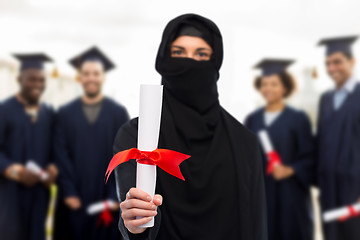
[152,205,156,210]
[147,196,151,201]
[127,192,130,198]
[153,211,157,216]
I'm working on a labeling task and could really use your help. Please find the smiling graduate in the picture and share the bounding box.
[316,36,360,240]
[53,46,129,240]
[245,59,315,240]
[0,53,57,240]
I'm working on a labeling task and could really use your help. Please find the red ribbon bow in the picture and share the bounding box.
[266,151,282,175]
[339,206,360,222]
[97,201,113,227]
[105,148,191,182]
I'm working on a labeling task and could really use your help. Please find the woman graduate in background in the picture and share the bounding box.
[113,14,267,240]
[244,59,314,240]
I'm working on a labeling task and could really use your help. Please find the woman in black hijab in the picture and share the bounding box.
[114,13,267,240]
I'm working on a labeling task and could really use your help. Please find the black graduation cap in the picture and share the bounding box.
[69,46,115,72]
[254,59,294,76]
[318,36,358,56]
[13,53,53,71]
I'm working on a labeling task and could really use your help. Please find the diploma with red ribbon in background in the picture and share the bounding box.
[87,200,117,227]
[323,202,360,222]
[105,85,190,228]
[26,160,49,181]
[258,130,282,175]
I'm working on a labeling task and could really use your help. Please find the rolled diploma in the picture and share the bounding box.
[26,160,48,181]
[323,203,360,222]
[87,200,116,215]
[258,130,273,153]
[136,84,163,228]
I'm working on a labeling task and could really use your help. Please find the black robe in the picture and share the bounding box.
[114,108,267,240]
[53,97,129,240]
[0,96,54,240]
[245,106,314,240]
[317,83,360,240]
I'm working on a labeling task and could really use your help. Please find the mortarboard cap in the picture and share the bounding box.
[318,36,358,56]
[13,53,53,71]
[254,59,294,76]
[69,46,115,72]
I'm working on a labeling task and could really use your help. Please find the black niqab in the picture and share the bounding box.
[154,14,240,239]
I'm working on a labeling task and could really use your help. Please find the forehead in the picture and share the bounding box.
[80,60,104,71]
[326,51,349,61]
[21,68,44,77]
[171,35,212,49]
[262,74,281,82]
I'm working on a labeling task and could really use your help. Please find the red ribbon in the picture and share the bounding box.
[338,206,360,222]
[97,201,113,227]
[266,151,282,175]
[105,148,191,183]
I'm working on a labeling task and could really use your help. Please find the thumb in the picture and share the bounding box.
[153,194,163,206]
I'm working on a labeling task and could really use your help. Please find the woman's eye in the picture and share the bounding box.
[172,50,184,55]
[198,52,208,57]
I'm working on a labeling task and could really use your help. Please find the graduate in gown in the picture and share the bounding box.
[54,47,129,240]
[0,54,58,240]
[113,14,267,240]
[316,36,360,240]
[245,59,314,240]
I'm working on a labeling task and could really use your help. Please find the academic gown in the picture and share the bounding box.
[54,97,129,240]
[317,83,360,240]
[245,106,314,240]
[114,108,268,240]
[0,96,55,240]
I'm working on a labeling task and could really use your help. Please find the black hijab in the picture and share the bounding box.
[114,13,267,240]
[154,14,240,239]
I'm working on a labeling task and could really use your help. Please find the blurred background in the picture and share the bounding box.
[1,0,360,239]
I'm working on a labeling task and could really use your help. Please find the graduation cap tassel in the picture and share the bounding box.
[312,67,318,79]
[75,70,81,82]
[52,67,59,78]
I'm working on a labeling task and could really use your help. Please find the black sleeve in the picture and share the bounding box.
[113,119,161,240]
[250,141,268,240]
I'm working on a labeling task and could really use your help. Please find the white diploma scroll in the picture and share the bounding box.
[136,84,163,228]
[323,203,360,222]
[26,160,48,181]
[87,200,117,215]
[258,130,274,153]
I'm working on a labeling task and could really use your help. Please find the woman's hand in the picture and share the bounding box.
[272,164,294,180]
[120,188,162,234]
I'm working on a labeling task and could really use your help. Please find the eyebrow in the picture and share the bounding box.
[171,45,211,51]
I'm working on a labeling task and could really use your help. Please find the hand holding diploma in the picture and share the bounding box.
[4,163,40,186]
[105,85,190,233]
[323,202,360,222]
[25,161,58,187]
[120,188,162,234]
[258,130,294,179]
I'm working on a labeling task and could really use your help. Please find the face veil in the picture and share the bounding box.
[155,13,223,114]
